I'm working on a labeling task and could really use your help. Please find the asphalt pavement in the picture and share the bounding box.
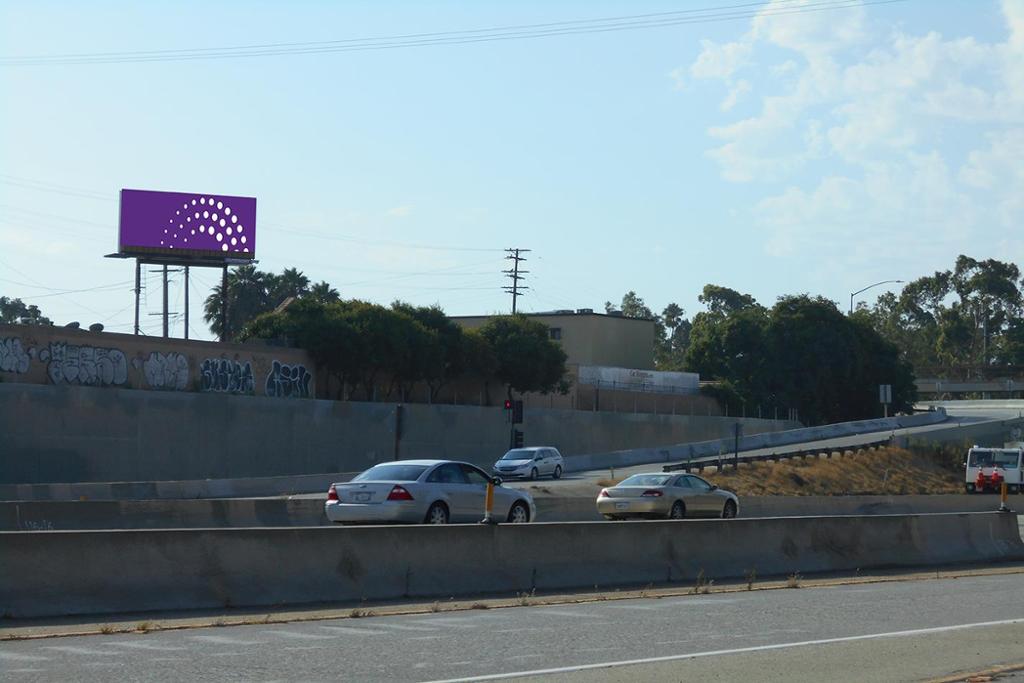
[4,572,1023,682]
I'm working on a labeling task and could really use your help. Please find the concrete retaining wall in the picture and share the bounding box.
[2,513,1020,618]
[0,383,793,486]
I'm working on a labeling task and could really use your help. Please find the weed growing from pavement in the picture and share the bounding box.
[349,608,374,618]
[470,603,490,610]
[429,601,442,613]
[135,621,153,633]
[99,625,115,634]
[787,573,803,589]
[691,569,713,595]
[745,568,757,591]
[515,589,536,606]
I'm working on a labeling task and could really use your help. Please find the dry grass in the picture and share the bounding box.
[700,446,963,496]
[786,572,803,589]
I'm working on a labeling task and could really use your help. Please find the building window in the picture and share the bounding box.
[549,327,562,340]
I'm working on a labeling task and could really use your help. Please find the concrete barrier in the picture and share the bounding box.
[2,512,1021,618]
[1,494,1014,530]
[563,409,949,473]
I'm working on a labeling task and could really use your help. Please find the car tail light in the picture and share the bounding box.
[641,490,663,497]
[387,485,414,501]
[326,484,339,502]
[599,488,610,498]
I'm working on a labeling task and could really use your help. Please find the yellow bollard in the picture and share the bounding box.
[481,481,496,524]
[999,481,1009,512]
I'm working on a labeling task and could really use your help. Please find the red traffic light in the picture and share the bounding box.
[504,399,512,410]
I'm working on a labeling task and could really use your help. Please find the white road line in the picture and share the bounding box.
[107,642,186,652]
[39,645,122,656]
[188,635,262,645]
[421,618,1024,683]
[0,652,48,662]
[265,630,338,641]
[317,625,388,636]
[375,623,435,632]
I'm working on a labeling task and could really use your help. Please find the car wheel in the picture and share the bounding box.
[722,500,738,519]
[530,468,539,480]
[507,501,530,523]
[553,465,562,480]
[668,501,686,519]
[424,502,449,525]
[965,483,976,494]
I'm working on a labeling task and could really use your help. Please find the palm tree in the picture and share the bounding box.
[308,281,340,304]
[203,264,271,341]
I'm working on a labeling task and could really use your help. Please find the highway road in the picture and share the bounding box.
[4,572,1023,682]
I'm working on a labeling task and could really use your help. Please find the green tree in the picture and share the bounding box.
[606,291,691,370]
[479,315,567,397]
[686,287,914,424]
[391,301,466,401]
[0,297,52,325]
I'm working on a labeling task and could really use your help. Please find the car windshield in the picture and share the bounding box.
[619,474,671,487]
[501,449,535,461]
[969,451,1021,468]
[352,464,429,482]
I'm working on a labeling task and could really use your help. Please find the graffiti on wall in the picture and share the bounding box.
[200,357,255,395]
[137,352,190,391]
[39,343,128,387]
[0,337,32,374]
[266,361,312,398]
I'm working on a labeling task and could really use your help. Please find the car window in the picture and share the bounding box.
[427,463,469,484]
[686,475,712,491]
[461,465,491,486]
[673,476,692,488]
[352,464,429,482]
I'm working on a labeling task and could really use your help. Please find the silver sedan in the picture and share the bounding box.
[596,472,739,520]
[325,459,537,525]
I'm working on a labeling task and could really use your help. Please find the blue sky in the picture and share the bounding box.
[2,1,1021,339]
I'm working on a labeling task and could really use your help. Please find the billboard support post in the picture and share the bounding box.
[184,266,190,340]
[133,259,141,336]
[221,264,229,343]
[162,265,169,338]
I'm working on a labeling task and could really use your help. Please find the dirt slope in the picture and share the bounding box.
[698,446,964,496]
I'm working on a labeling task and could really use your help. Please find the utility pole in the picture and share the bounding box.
[503,248,530,314]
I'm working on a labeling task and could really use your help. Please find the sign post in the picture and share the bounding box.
[879,384,892,418]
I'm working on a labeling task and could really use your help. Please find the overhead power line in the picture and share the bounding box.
[0,0,906,66]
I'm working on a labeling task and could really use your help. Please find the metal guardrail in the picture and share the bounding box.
[663,437,893,473]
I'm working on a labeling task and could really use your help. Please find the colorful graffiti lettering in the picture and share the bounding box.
[38,342,128,387]
[200,358,255,394]
[266,361,312,398]
[0,337,31,374]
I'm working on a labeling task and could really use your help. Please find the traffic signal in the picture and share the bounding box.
[512,429,524,448]
[503,399,512,410]
[512,400,524,424]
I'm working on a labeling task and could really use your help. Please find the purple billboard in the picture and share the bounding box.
[118,189,256,260]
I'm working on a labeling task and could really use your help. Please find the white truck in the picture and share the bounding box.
[964,445,1023,493]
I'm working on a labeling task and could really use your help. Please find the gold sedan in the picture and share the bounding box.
[596,472,739,520]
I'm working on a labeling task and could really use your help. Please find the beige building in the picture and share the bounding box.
[452,309,656,370]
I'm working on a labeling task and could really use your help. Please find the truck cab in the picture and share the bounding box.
[964,446,1023,493]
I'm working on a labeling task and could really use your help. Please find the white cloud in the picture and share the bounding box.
[690,39,752,80]
[720,79,752,111]
[682,0,1024,269]
[385,206,412,218]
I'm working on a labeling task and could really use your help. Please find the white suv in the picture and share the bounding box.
[493,447,564,480]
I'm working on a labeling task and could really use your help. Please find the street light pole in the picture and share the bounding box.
[849,279,905,314]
